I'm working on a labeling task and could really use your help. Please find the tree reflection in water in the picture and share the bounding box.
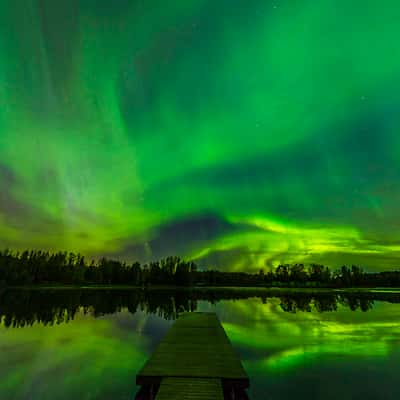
[1,288,399,328]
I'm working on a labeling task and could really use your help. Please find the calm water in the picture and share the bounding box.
[1,289,400,399]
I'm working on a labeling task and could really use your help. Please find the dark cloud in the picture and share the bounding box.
[105,212,258,263]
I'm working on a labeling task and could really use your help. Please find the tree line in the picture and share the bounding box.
[1,248,400,287]
[2,288,400,328]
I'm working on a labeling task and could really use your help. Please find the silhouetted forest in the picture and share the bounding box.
[1,249,400,288]
[1,288,400,328]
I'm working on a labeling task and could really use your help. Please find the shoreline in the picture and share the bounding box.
[2,285,400,293]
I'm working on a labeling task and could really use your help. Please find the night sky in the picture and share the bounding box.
[1,0,400,271]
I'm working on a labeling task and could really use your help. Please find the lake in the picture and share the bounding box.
[1,288,400,399]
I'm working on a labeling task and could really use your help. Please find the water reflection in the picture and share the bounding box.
[1,288,399,327]
[1,289,400,399]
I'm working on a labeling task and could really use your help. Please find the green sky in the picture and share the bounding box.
[1,0,400,270]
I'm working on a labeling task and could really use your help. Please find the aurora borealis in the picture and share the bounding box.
[1,0,400,271]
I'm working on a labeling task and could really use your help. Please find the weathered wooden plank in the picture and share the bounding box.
[136,312,248,387]
[156,377,224,400]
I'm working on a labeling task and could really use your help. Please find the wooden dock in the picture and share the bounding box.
[156,377,224,400]
[136,312,249,399]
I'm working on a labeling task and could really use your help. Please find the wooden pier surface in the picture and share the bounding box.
[136,312,249,398]
[156,377,224,400]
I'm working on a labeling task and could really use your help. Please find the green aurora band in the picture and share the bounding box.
[1,0,400,270]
